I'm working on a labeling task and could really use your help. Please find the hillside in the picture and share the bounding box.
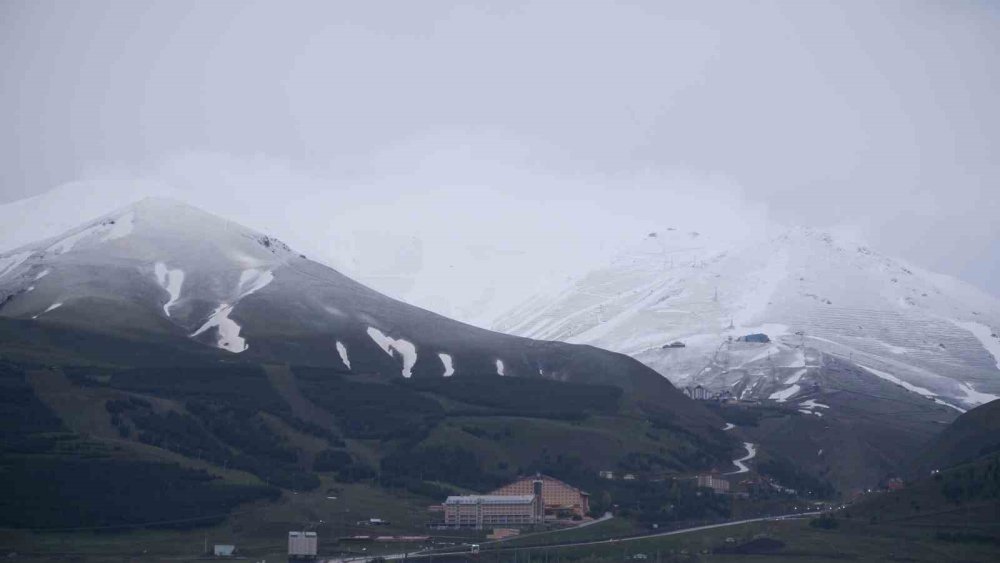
[0,356,734,531]
[490,227,1000,495]
[0,198,710,420]
[909,399,1000,478]
[712,355,957,495]
[0,198,738,533]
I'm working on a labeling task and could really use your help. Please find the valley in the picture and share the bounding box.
[0,200,998,562]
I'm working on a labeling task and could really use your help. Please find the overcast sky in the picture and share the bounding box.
[2,0,998,321]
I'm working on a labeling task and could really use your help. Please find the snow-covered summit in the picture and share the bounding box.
[493,226,1000,409]
[0,197,302,352]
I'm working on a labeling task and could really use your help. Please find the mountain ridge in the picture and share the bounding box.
[493,227,1000,410]
[0,197,718,427]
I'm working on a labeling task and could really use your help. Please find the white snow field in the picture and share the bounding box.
[32,302,63,319]
[768,385,800,403]
[439,353,455,377]
[336,341,351,370]
[784,368,808,385]
[191,304,247,353]
[367,327,418,378]
[0,199,299,354]
[494,227,1000,409]
[859,365,965,412]
[0,251,33,280]
[799,399,830,411]
[154,262,185,316]
[798,398,828,417]
[951,320,1000,371]
[46,211,134,255]
[187,270,276,353]
[236,269,274,298]
[496,358,505,376]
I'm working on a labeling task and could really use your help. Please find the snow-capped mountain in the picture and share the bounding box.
[0,180,578,330]
[0,198,713,423]
[493,227,1000,411]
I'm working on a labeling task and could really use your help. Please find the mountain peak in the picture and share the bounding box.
[0,196,299,267]
[495,223,1000,409]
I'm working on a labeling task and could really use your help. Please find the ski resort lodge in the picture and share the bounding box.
[490,474,590,518]
[442,474,590,528]
[443,495,541,529]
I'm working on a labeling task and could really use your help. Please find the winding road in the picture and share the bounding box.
[727,442,757,475]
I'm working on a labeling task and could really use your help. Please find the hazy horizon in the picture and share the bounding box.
[3,0,998,320]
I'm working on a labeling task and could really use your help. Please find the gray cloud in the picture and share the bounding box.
[2,0,998,312]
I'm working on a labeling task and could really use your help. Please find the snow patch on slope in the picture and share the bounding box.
[860,365,934,397]
[743,345,781,367]
[366,327,417,378]
[0,251,33,280]
[103,211,134,241]
[325,305,347,318]
[785,348,806,368]
[496,359,505,376]
[732,248,789,327]
[439,353,455,377]
[336,341,351,369]
[799,399,829,410]
[769,385,800,402]
[798,399,829,417]
[950,320,1000,371]
[958,382,999,406]
[187,269,274,353]
[191,304,247,353]
[153,262,185,316]
[237,269,274,298]
[33,302,63,318]
[859,365,964,412]
[784,368,808,385]
[876,341,909,355]
[45,212,135,255]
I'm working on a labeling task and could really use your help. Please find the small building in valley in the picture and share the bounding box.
[738,333,771,343]
[696,474,731,494]
[288,531,318,558]
[443,495,540,529]
[213,544,235,557]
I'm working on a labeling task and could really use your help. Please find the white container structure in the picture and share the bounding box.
[288,531,318,557]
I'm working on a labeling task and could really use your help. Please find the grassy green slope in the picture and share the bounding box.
[908,399,1000,478]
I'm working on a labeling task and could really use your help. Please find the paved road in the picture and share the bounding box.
[726,441,757,475]
[338,511,823,562]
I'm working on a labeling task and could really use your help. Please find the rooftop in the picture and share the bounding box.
[445,495,535,505]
